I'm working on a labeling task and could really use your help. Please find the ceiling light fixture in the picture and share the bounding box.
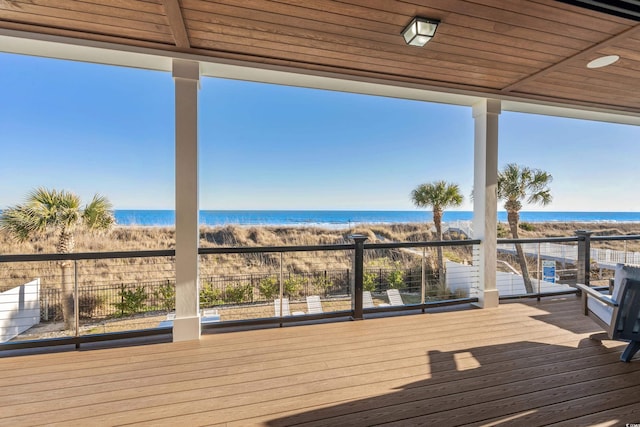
[587,55,620,69]
[402,17,439,47]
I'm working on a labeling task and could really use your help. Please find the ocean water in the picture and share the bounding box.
[113,210,640,227]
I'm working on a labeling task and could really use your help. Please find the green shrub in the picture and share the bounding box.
[519,222,536,231]
[284,275,305,297]
[224,283,253,304]
[497,223,509,238]
[312,274,334,294]
[258,276,279,300]
[153,281,175,312]
[113,285,147,317]
[200,283,224,307]
[387,269,406,289]
[363,271,377,292]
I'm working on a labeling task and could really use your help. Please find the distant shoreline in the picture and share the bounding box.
[112,210,640,228]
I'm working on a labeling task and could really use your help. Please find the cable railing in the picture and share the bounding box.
[3,231,638,351]
[0,238,482,349]
[496,236,581,299]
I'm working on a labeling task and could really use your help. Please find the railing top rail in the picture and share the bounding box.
[364,240,480,249]
[0,249,175,263]
[497,236,581,244]
[13,233,640,263]
[591,234,640,242]
[0,239,482,263]
[198,243,354,255]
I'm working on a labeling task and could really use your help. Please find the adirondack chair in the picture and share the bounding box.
[576,263,640,362]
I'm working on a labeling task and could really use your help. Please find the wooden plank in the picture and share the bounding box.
[0,303,589,383]
[6,0,168,23]
[530,0,639,23]
[0,7,174,44]
[478,0,634,29]
[236,357,638,426]
[264,0,611,43]
[503,24,640,92]
[189,36,519,89]
[190,0,591,53]
[1,298,637,426]
[183,9,553,71]
[551,402,640,426]
[515,80,640,107]
[59,354,638,426]
[0,1,171,36]
[183,0,565,63]
[469,384,640,426]
[318,373,640,427]
[161,0,190,48]
[1,326,614,407]
[0,299,586,369]
[185,16,535,77]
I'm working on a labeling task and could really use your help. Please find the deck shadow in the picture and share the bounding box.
[266,336,635,426]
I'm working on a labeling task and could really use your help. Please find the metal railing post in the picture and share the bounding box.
[350,234,368,320]
[576,230,592,287]
[537,242,541,301]
[74,260,80,348]
[279,252,284,324]
[421,247,426,312]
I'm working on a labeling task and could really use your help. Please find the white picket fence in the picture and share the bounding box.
[446,221,640,269]
[446,261,573,297]
[0,279,41,343]
[499,241,640,269]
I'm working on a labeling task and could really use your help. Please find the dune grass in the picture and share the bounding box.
[1,221,639,293]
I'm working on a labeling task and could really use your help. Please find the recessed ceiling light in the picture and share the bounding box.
[587,55,620,69]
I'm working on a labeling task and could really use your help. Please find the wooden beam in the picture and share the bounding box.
[162,0,190,49]
[502,23,640,93]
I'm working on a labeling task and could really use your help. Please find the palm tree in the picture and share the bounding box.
[497,164,552,294]
[0,188,115,329]
[411,181,464,289]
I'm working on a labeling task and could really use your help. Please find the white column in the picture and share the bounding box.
[172,59,201,341]
[472,99,501,308]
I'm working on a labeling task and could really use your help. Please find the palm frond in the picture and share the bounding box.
[1,188,114,248]
[83,194,115,230]
[411,180,464,211]
[0,205,38,242]
[498,163,552,210]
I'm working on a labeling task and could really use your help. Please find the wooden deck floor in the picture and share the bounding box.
[2,296,640,426]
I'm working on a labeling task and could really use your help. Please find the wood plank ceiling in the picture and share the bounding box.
[1,0,640,114]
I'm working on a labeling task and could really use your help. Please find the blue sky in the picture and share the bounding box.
[2,52,640,211]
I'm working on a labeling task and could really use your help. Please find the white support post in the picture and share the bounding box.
[472,99,501,308]
[172,59,201,341]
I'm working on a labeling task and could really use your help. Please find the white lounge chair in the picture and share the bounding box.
[306,295,323,314]
[158,312,175,328]
[274,298,305,316]
[201,308,221,324]
[576,263,640,362]
[386,288,404,306]
[158,309,221,328]
[363,291,375,308]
